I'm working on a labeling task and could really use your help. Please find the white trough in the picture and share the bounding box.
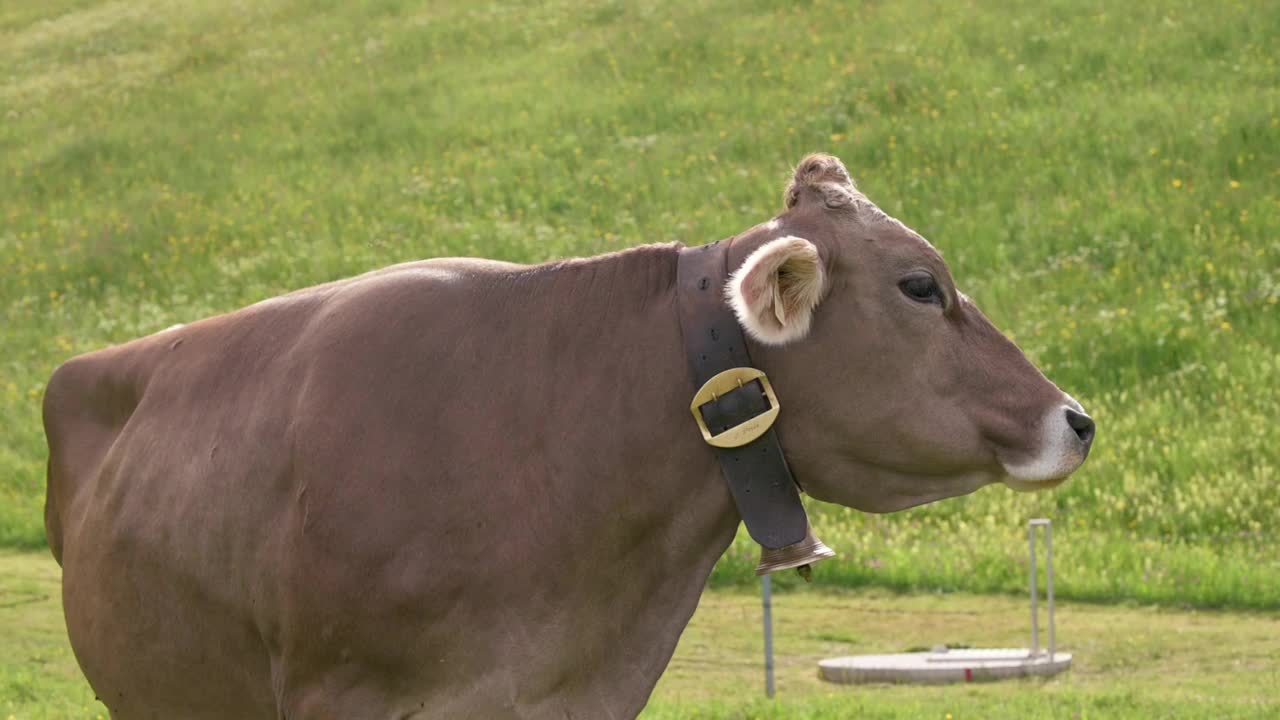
[819,647,1072,684]
[819,519,1070,685]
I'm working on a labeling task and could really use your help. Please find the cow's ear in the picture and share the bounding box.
[784,153,857,210]
[726,236,826,346]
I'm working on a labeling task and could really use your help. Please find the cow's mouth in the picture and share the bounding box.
[1001,475,1072,493]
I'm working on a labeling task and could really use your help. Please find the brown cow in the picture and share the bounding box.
[43,154,1093,719]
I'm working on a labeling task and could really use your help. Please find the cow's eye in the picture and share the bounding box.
[899,274,944,306]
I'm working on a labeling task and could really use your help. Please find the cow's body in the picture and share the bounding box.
[47,154,1094,719]
[45,246,739,719]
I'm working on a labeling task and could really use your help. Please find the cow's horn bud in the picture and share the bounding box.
[755,522,836,579]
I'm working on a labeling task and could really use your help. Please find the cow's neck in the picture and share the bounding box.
[504,241,743,713]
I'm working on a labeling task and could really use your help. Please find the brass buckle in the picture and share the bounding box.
[689,367,780,448]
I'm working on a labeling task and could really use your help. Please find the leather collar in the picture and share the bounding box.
[675,240,810,550]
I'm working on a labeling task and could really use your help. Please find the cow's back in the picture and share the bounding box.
[44,257,503,572]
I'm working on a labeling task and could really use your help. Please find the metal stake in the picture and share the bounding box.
[1030,522,1038,656]
[762,574,775,698]
[1029,519,1055,660]
[1047,520,1056,659]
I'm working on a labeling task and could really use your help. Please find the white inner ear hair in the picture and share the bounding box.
[726,236,825,346]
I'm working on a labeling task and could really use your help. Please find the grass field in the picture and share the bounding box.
[2,552,1277,719]
[1,0,1277,626]
[1,1,1278,714]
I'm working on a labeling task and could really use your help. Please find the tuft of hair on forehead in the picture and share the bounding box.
[784,153,858,210]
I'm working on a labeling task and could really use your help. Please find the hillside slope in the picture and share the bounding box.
[2,0,1276,606]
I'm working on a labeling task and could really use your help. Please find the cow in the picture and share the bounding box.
[43,154,1094,719]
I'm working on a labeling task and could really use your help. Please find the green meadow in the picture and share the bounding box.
[2,0,1277,715]
[3,551,1278,719]
[5,0,1276,608]
[1,0,1277,654]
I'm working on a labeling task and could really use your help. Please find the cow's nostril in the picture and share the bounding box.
[1065,408,1095,447]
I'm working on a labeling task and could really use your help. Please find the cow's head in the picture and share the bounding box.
[726,153,1094,512]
